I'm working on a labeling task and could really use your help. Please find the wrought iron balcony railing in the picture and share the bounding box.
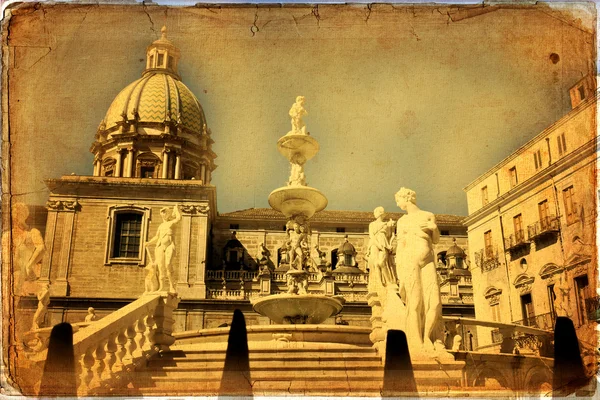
[512,311,556,331]
[475,248,501,272]
[527,215,560,241]
[504,230,529,251]
[585,295,600,322]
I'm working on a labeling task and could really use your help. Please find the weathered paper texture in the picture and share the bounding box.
[0,2,597,397]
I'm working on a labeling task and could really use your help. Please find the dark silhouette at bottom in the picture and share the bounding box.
[218,309,253,398]
[552,316,590,396]
[39,322,77,396]
[382,329,418,397]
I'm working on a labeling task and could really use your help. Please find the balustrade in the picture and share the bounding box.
[23,292,180,395]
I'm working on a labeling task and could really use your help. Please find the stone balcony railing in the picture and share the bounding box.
[23,292,179,396]
[445,316,554,357]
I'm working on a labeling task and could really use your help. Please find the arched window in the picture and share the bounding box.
[102,158,116,177]
[136,152,161,179]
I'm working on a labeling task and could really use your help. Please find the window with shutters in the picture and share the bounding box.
[563,186,577,225]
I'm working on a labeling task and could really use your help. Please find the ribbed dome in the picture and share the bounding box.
[446,239,466,258]
[338,236,356,255]
[102,73,206,135]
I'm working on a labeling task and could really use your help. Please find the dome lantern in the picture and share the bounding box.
[144,26,181,79]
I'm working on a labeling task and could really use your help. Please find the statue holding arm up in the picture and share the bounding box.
[145,205,181,293]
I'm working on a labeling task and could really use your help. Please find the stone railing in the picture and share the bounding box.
[22,292,180,395]
[206,270,259,281]
[445,316,554,357]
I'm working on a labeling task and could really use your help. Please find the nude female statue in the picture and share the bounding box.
[395,187,444,354]
[145,205,181,293]
[366,207,396,286]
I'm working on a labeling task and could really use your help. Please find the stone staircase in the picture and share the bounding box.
[132,342,385,396]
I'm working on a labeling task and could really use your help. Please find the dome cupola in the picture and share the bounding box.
[90,26,217,183]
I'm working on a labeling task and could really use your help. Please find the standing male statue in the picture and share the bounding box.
[145,205,181,293]
[394,188,446,356]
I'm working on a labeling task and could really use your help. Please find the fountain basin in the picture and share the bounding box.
[268,186,327,218]
[278,134,319,162]
[252,294,345,324]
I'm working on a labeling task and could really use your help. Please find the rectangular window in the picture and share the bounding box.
[113,213,142,258]
[577,85,586,101]
[491,303,500,322]
[534,150,542,170]
[229,224,240,230]
[167,56,173,69]
[563,186,576,225]
[538,200,549,228]
[344,254,353,266]
[548,284,556,317]
[557,133,567,156]
[149,55,154,68]
[575,275,589,325]
[484,230,493,258]
[520,293,535,326]
[141,166,155,178]
[440,230,450,235]
[509,167,518,188]
[336,227,346,233]
[157,53,164,67]
[481,186,489,206]
[513,214,523,242]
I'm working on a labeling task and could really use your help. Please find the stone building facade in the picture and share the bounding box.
[14,29,475,345]
[463,75,598,351]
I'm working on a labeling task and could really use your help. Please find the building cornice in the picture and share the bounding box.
[463,94,598,192]
[463,137,598,227]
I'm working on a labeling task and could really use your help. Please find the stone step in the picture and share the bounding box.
[146,358,383,370]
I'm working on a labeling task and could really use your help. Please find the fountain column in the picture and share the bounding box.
[252,96,343,324]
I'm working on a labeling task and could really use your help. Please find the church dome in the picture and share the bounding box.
[446,238,466,258]
[102,73,206,135]
[90,27,216,183]
[338,236,356,255]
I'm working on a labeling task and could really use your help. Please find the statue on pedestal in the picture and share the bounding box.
[31,284,50,330]
[393,187,448,358]
[288,96,308,135]
[145,205,181,293]
[366,207,396,287]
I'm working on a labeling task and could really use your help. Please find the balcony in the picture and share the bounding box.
[475,248,501,273]
[512,311,555,331]
[504,230,529,252]
[585,295,600,322]
[527,216,560,241]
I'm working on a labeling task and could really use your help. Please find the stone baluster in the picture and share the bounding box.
[91,342,107,388]
[124,324,137,363]
[134,317,147,358]
[104,332,118,381]
[79,347,95,393]
[114,328,128,372]
[144,314,156,353]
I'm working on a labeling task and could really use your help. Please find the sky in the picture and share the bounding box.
[5,2,596,216]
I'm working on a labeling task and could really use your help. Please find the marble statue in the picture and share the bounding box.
[366,207,396,287]
[451,334,462,351]
[85,307,97,322]
[289,154,307,186]
[256,243,272,271]
[144,250,160,294]
[1,203,45,296]
[394,187,447,357]
[145,205,181,293]
[554,276,571,317]
[31,284,50,330]
[289,96,308,135]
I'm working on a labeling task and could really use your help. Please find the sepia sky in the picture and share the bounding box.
[5,3,596,216]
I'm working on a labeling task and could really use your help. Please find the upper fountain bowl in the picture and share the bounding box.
[278,134,320,163]
[268,186,328,218]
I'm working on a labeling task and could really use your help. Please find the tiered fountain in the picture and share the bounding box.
[251,96,345,324]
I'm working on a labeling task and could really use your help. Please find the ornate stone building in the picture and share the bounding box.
[21,30,474,337]
[463,75,598,353]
